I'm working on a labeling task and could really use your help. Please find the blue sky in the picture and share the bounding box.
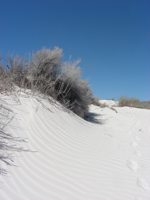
[0,0,150,101]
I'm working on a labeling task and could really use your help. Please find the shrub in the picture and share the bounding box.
[26,47,62,96]
[0,54,28,92]
[0,47,93,118]
[118,96,150,109]
[139,101,150,109]
[55,60,92,117]
[118,96,142,108]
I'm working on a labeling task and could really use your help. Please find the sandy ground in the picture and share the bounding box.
[0,92,150,200]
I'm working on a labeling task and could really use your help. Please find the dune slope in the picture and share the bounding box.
[0,92,150,200]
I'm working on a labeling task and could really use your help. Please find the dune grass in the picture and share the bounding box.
[118,96,150,109]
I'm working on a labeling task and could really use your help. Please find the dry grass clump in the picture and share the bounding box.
[0,103,33,175]
[0,47,93,118]
[99,103,107,108]
[118,96,150,109]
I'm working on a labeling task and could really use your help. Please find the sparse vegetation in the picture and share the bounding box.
[0,103,32,175]
[0,47,96,175]
[118,96,150,109]
[0,47,93,118]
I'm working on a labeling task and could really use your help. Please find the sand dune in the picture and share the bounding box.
[99,99,118,107]
[0,92,150,200]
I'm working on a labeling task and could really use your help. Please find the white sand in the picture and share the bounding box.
[0,92,150,200]
[99,99,118,107]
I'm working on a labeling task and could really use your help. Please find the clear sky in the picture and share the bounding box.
[0,0,150,101]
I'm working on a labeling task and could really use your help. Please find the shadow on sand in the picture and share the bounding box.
[84,112,104,124]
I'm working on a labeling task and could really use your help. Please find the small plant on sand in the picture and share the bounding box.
[99,102,107,108]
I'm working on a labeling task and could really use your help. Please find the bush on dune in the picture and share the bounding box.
[26,47,62,96]
[0,54,28,92]
[0,47,93,118]
[140,101,150,109]
[56,60,92,117]
[118,96,150,109]
[118,96,140,107]
[0,48,93,175]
